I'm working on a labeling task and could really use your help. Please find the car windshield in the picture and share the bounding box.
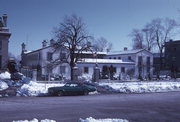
[65,83,79,87]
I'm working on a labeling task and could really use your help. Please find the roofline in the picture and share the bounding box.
[23,46,51,55]
[107,49,152,56]
[77,62,135,65]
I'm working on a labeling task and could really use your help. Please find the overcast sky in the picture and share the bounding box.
[0,0,180,56]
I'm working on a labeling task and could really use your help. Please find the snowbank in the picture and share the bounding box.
[79,117,129,122]
[99,81,180,93]
[0,71,11,79]
[17,81,64,96]
[0,80,8,91]
[13,118,56,122]
[78,74,92,82]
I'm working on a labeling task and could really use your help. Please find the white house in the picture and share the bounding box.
[105,48,153,79]
[21,41,153,81]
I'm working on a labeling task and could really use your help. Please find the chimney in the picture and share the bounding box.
[42,40,47,47]
[2,14,7,27]
[21,43,26,53]
[50,39,55,46]
[124,47,128,51]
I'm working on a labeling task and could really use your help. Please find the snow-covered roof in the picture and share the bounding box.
[23,46,52,55]
[78,58,135,64]
[107,49,152,55]
[75,51,107,55]
[24,50,32,54]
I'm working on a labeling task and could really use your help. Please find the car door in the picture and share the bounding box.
[70,83,84,94]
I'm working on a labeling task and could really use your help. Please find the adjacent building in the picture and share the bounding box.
[165,40,180,77]
[0,14,11,71]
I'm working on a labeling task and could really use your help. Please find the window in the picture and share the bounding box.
[121,67,125,73]
[147,57,150,66]
[0,55,1,69]
[60,66,66,74]
[113,67,117,73]
[114,57,116,59]
[138,56,142,65]
[47,52,53,61]
[147,57,150,73]
[109,57,112,59]
[84,67,89,73]
[60,53,66,60]
[128,56,131,60]
[0,40,2,50]
[118,57,121,59]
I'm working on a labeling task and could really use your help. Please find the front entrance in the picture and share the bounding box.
[101,65,116,80]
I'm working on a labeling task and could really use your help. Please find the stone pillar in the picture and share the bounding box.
[94,64,100,82]
[73,66,78,81]
[32,69,37,81]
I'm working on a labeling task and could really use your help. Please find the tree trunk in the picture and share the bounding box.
[70,53,75,81]
[159,49,163,70]
[70,66,74,81]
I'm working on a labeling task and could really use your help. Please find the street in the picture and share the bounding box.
[0,92,180,122]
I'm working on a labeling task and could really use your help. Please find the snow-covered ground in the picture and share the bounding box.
[13,118,56,122]
[17,81,65,96]
[79,117,129,122]
[2,71,180,96]
[99,81,180,93]
[13,117,129,122]
[0,80,9,91]
[0,71,11,79]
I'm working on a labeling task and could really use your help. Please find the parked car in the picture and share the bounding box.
[48,82,97,96]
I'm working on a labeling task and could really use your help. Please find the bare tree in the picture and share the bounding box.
[149,18,177,69]
[93,37,112,52]
[142,23,156,51]
[130,29,145,50]
[53,15,93,80]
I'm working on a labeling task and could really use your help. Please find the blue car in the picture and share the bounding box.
[48,82,97,96]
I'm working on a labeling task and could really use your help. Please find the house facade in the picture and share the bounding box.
[21,41,153,80]
[0,14,11,71]
[105,48,153,79]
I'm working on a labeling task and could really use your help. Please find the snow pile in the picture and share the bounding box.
[99,81,180,93]
[78,74,92,82]
[0,80,8,91]
[79,117,129,122]
[17,81,64,96]
[0,71,11,79]
[13,118,56,122]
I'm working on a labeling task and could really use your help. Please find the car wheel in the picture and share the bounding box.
[84,91,89,95]
[57,91,63,96]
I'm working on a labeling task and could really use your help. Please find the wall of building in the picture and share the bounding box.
[77,63,135,79]
[0,14,11,71]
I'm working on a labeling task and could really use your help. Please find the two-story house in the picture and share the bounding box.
[21,41,153,80]
[105,48,153,79]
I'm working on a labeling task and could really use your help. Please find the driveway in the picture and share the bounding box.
[0,92,180,122]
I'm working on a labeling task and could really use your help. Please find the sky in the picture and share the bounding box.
[0,0,180,56]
